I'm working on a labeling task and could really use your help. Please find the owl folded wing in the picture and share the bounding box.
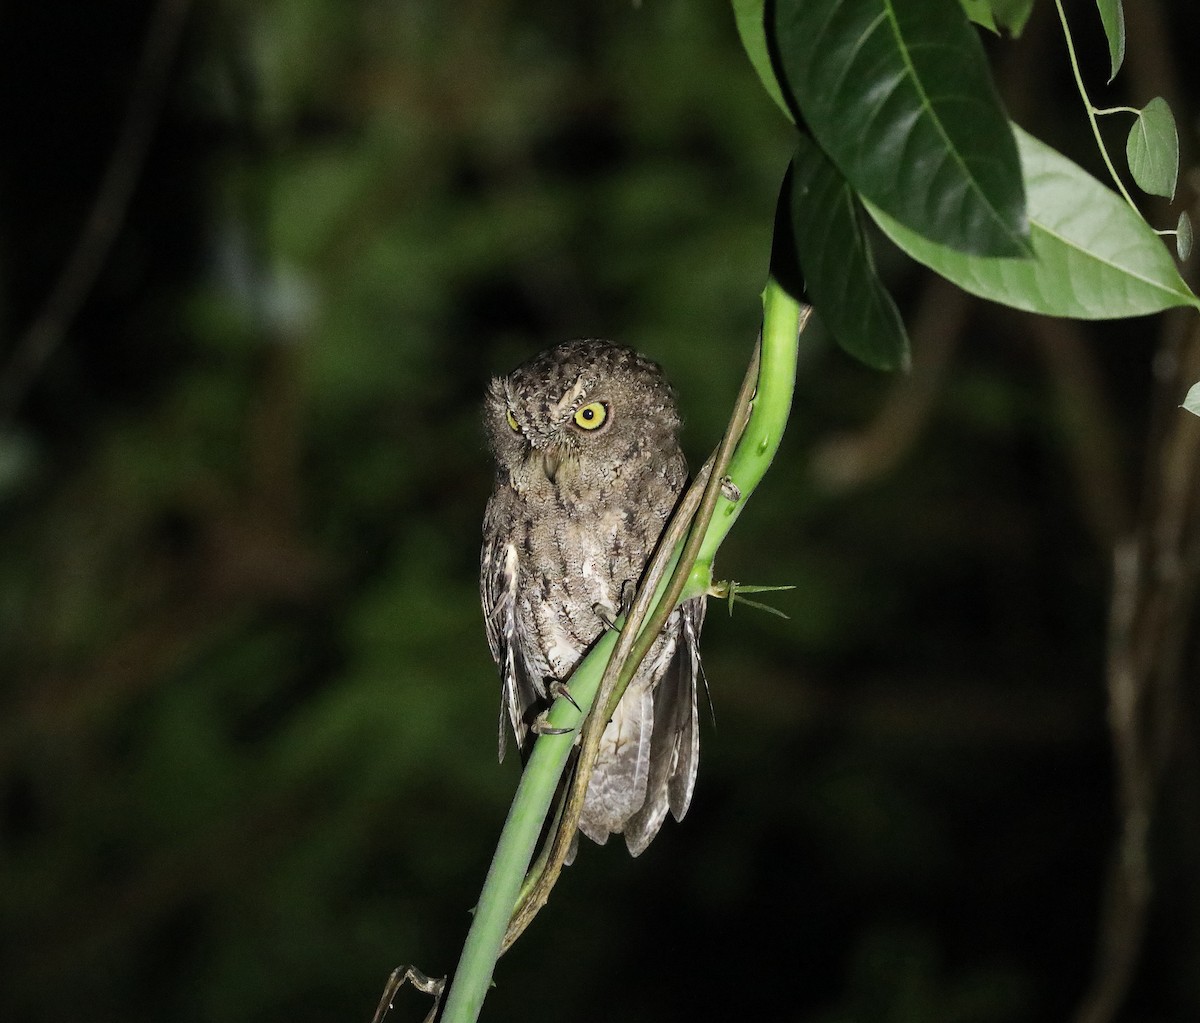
[480,531,546,762]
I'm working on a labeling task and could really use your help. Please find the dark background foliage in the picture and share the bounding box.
[1,1,1198,1021]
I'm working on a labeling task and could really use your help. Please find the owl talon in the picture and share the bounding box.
[531,711,573,736]
[548,680,581,713]
[593,603,621,631]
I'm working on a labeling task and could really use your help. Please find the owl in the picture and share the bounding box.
[480,339,705,856]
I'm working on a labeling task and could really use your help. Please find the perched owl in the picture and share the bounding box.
[481,339,705,856]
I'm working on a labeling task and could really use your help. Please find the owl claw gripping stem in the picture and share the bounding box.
[530,712,573,737]
[480,339,706,857]
[547,679,581,713]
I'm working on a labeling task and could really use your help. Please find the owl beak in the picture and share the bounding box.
[541,448,562,484]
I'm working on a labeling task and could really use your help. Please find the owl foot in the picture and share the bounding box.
[593,603,621,631]
[594,580,636,631]
[531,711,573,736]
[548,680,581,713]
[620,579,637,615]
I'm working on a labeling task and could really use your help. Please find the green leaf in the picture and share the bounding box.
[990,0,1036,35]
[771,0,1030,257]
[1097,0,1126,82]
[1177,211,1193,262]
[959,0,997,33]
[1126,97,1179,199]
[961,0,1034,35]
[776,135,910,371]
[1184,381,1200,417]
[865,126,1200,318]
[730,0,793,124]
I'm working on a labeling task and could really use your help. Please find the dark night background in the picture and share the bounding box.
[1,2,1198,1021]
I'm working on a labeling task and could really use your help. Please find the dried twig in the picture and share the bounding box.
[1070,1,1200,1018]
[1075,320,1200,1023]
[370,965,445,1023]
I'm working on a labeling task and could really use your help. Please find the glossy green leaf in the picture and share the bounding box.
[1097,0,1126,82]
[1126,97,1178,199]
[730,0,793,123]
[1177,211,1193,262]
[778,136,910,371]
[865,126,1200,318]
[772,0,1029,257]
[1183,381,1200,417]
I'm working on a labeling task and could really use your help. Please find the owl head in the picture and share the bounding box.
[484,339,682,492]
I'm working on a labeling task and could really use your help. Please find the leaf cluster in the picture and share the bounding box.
[736,0,1198,374]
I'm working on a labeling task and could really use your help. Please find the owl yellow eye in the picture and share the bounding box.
[505,409,520,432]
[573,401,607,430]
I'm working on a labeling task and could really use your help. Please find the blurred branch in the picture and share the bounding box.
[809,274,967,491]
[0,0,194,425]
[1072,2,1200,1020]
[1029,314,1131,549]
[1075,324,1200,1023]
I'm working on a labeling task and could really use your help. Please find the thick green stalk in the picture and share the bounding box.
[685,278,806,599]
[437,279,807,1023]
[436,637,608,1023]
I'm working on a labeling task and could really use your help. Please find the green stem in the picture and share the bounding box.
[605,341,763,719]
[1053,0,1139,212]
[685,278,807,600]
[437,635,611,1023]
[437,280,808,1023]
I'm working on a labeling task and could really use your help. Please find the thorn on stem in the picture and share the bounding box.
[711,579,795,618]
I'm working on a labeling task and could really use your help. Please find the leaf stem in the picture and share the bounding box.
[1053,0,1139,212]
[436,635,610,1023]
[687,278,807,598]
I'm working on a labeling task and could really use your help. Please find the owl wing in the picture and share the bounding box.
[481,503,546,762]
[621,595,706,856]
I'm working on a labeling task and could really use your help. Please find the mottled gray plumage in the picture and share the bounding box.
[480,339,705,856]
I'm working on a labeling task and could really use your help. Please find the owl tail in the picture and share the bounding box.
[622,599,704,855]
[577,684,653,847]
